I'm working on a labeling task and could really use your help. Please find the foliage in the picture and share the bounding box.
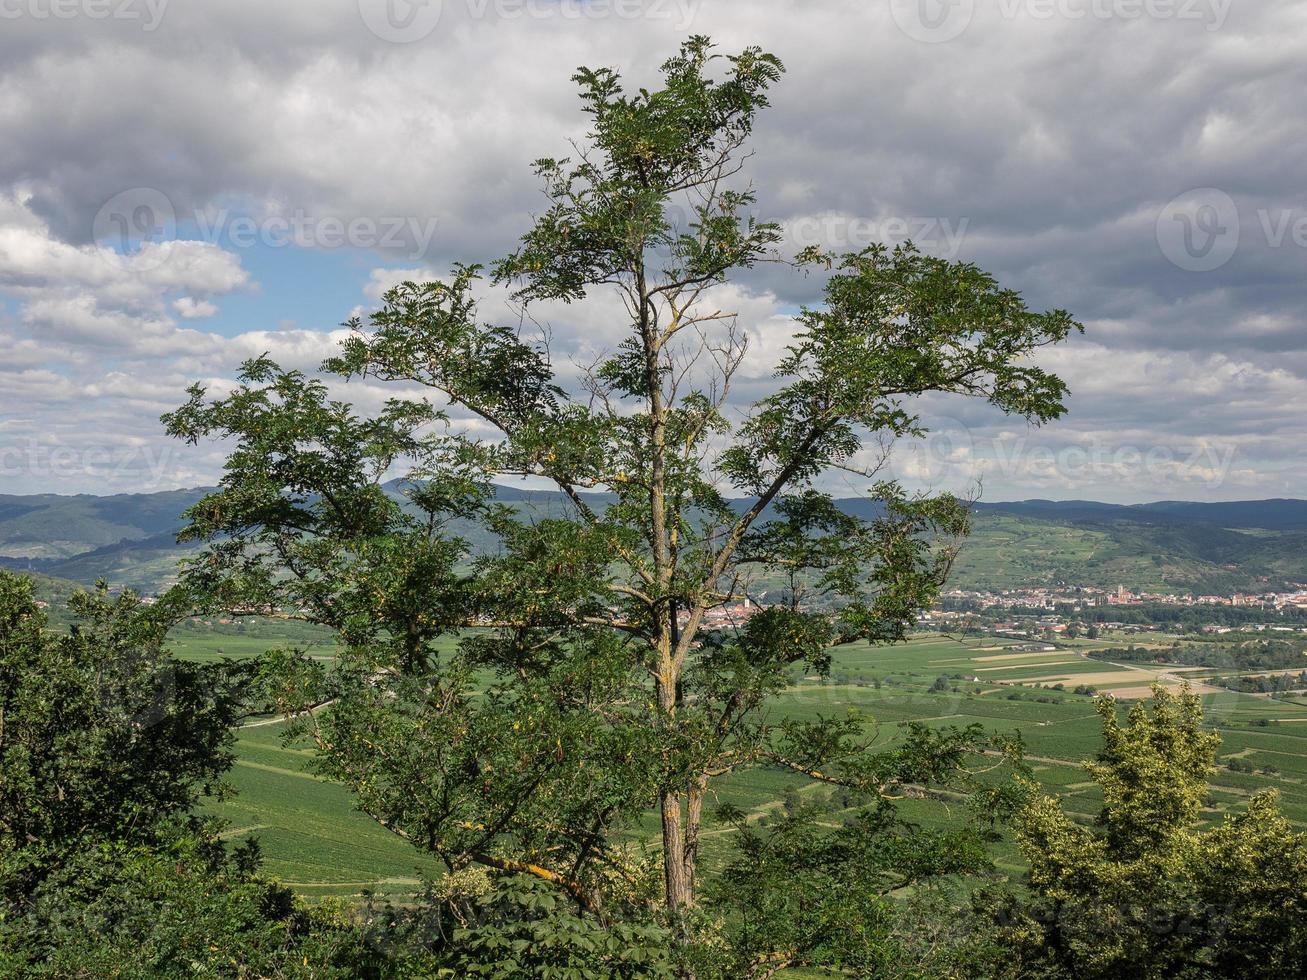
[0,570,247,891]
[162,36,1077,972]
[697,779,1014,979]
[417,875,675,978]
[0,820,378,979]
[0,570,393,977]
[976,686,1307,979]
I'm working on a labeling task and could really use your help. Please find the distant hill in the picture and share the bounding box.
[0,489,209,561]
[971,498,1307,531]
[1,486,1304,595]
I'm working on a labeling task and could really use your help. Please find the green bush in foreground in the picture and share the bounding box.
[974,686,1307,980]
[0,571,372,977]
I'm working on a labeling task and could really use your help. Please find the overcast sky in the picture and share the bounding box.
[1,0,1304,503]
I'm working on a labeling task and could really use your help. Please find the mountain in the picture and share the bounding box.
[1,486,1304,595]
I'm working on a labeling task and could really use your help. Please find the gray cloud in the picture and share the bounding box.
[0,0,1304,500]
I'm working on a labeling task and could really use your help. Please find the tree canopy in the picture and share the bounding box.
[160,35,1081,975]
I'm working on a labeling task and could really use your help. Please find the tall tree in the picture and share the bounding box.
[164,36,1079,965]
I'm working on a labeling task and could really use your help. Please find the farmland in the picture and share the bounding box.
[170,625,1307,897]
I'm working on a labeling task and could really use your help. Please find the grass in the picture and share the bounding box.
[169,626,1307,899]
[212,721,440,899]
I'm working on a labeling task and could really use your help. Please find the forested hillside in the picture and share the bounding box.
[4,487,1304,595]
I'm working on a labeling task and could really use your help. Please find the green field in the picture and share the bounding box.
[169,627,1307,898]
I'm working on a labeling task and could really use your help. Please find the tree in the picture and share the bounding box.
[0,570,379,977]
[1,824,379,978]
[0,570,244,888]
[978,685,1307,979]
[163,36,1078,969]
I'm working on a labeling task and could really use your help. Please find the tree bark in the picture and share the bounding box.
[684,772,707,896]
[660,787,691,911]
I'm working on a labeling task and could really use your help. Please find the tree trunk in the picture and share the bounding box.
[660,788,691,911]
[657,645,693,912]
[683,772,707,897]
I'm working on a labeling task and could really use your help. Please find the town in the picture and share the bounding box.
[923,583,1307,640]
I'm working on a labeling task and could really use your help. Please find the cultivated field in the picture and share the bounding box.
[170,626,1307,896]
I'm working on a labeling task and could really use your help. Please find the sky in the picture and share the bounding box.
[0,0,1304,504]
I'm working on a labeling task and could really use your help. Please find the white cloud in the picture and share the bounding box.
[173,296,218,319]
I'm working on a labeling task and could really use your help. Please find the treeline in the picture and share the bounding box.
[1090,638,1307,672]
[1218,670,1307,694]
[936,599,1307,633]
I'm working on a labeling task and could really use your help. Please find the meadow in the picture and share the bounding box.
[171,625,1307,898]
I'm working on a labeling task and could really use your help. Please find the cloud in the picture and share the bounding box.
[173,296,218,319]
[0,2,1304,499]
